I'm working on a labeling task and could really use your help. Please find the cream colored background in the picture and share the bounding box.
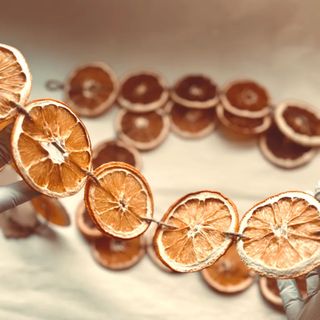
[1,1,320,319]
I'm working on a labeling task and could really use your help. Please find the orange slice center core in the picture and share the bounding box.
[135,83,147,96]
[241,89,258,105]
[185,110,202,122]
[82,79,100,98]
[110,239,126,252]
[189,85,204,97]
[40,139,67,164]
[134,116,149,129]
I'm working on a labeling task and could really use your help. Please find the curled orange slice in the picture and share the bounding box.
[237,191,320,278]
[11,99,92,197]
[84,162,153,239]
[154,191,239,272]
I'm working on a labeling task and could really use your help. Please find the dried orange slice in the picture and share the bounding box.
[118,71,168,112]
[259,123,316,169]
[201,244,255,293]
[0,44,32,130]
[92,139,142,170]
[31,195,70,226]
[11,99,92,197]
[220,80,270,118]
[274,101,320,147]
[170,102,217,139]
[237,191,320,278]
[217,104,271,135]
[116,109,170,151]
[84,162,154,239]
[154,191,239,272]
[91,235,145,270]
[76,201,104,239]
[259,276,307,310]
[64,62,118,117]
[171,75,218,109]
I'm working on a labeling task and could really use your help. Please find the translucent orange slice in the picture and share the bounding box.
[0,44,32,130]
[92,139,142,170]
[259,276,307,310]
[154,191,239,272]
[76,201,104,239]
[275,100,320,147]
[84,162,153,239]
[237,191,320,278]
[118,71,169,112]
[91,235,145,270]
[171,75,218,109]
[220,80,270,118]
[259,123,316,169]
[201,243,255,293]
[170,102,217,139]
[31,195,70,226]
[116,109,170,151]
[11,99,92,197]
[65,62,118,117]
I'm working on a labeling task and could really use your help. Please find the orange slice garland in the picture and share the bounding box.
[153,191,239,272]
[11,99,92,197]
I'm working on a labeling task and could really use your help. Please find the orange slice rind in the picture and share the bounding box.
[11,99,92,197]
[237,191,320,278]
[154,190,239,272]
[84,162,153,239]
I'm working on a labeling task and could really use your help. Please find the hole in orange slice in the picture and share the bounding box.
[11,99,92,197]
[118,71,169,112]
[84,162,153,239]
[201,243,255,294]
[237,191,320,278]
[65,62,118,117]
[153,190,239,272]
[91,235,145,270]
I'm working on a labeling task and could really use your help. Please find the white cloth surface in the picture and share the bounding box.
[1,1,320,319]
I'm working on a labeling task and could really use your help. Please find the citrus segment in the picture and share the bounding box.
[65,62,118,117]
[84,162,153,239]
[31,195,70,226]
[201,244,255,293]
[11,99,92,197]
[237,191,320,278]
[118,72,168,112]
[220,80,270,118]
[154,191,239,272]
[0,44,32,127]
[116,109,170,150]
[171,75,218,109]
